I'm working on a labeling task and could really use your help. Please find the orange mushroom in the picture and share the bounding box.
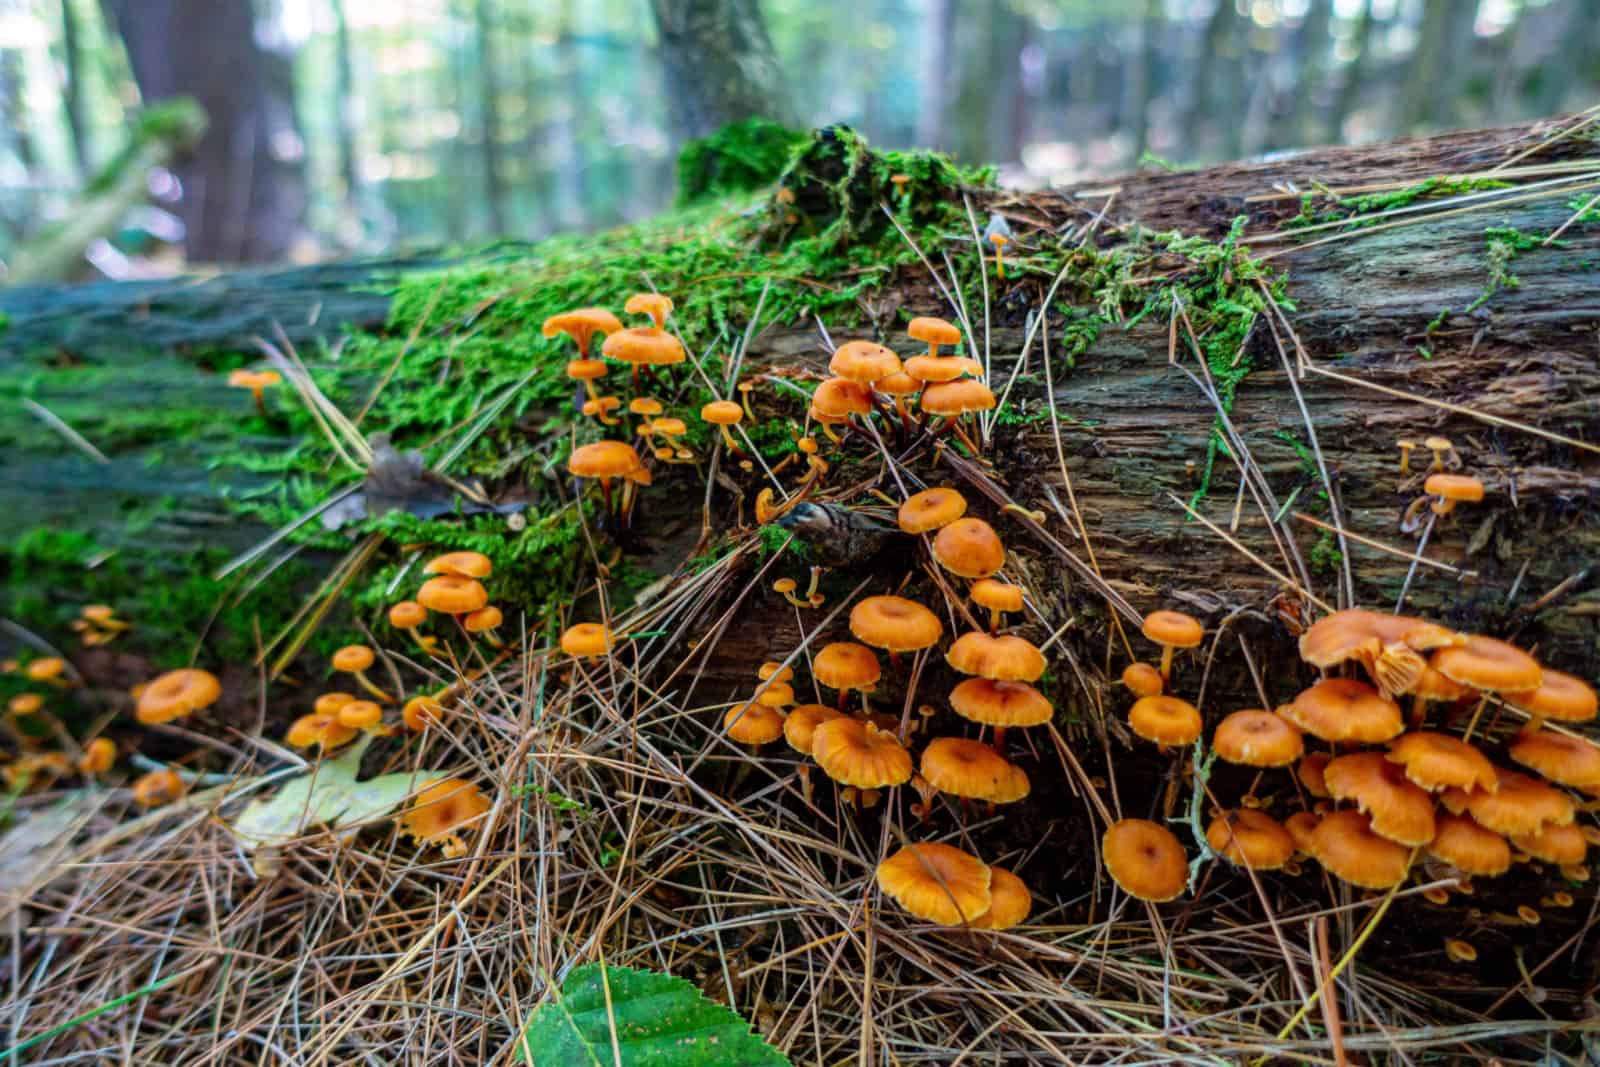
[543,307,624,358]
[897,487,968,534]
[1385,731,1497,793]
[1505,669,1597,731]
[1212,710,1304,767]
[932,518,1005,579]
[829,340,902,384]
[1206,809,1295,870]
[812,642,881,709]
[811,717,912,788]
[970,579,1024,633]
[907,316,963,359]
[401,778,491,858]
[849,595,943,666]
[920,737,1029,803]
[1128,695,1203,748]
[136,668,222,726]
[699,400,745,453]
[285,712,360,752]
[1309,810,1412,889]
[623,292,673,331]
[1141,610,1203,683]
[227,368,281,417]
[969,866,1031,930]
[1323,751,1437,846]
[1427,812,1512,877]
[1121,662,1164,698]
[77,737,116,776]
[876,842,991,925]
[1508,728,1600,789]
[559,623,614,661]
[1441,767,1574,836]
[132,768,187,808]
[417,575,489,616]
[1280,678,1403,744]
[1102,818,1188,902]
[330,644,393,703]
[724,701,786,745]
[423,551,493,579]
[946,632,1045,683]
[568,440,645,519]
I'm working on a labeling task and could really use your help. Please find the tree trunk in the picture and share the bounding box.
[98,0,307,264]
[650,0,791,142]
[1274,0,1334,150]
[330,0,360,224]
[60,0,92,178]
[1127,0,1160,164]
[1531,0,1600,117]
[1324,0,1374,144]
[473,0,507,235]
[915,0,957,151]
[1180,0,1240,161]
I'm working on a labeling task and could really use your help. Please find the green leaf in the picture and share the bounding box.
[514,963,790,1066]
[230,738,437,852]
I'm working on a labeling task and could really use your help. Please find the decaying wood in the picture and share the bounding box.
[707,116,1599,700]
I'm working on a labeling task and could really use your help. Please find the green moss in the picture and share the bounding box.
[676,118,808,206]
[1283,174,1516,232]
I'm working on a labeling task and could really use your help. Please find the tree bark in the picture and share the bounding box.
[650,0,791,141]
[98,0,307,263]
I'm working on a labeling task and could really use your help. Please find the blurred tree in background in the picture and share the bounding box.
[0,0,1597,275]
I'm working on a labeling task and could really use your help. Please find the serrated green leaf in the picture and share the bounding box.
[514,963,790,1066]
[230,738,438,851]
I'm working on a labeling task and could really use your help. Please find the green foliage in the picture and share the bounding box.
[1283,174,1516,231]
[676,118,808,205]
[515,963,790,1066]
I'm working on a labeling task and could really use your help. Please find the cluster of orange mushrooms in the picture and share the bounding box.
[3,654,115,789]
[1107,605,1597,922]
[710,483,1049,929]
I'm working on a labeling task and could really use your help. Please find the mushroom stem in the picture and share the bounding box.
[581,379,600,404]
[804,567,824,601]
[992,725,1008,755]
[836,688,850,712]
[988,607,1002,635]
[352,670,395,704]
[599,478,615,522]
[818,421,842,444]
[798,764,814,806]
[1429,495,1457,517]
[718,424,742,454]
[1399,494,1432,534]
[1157,644,1176,684]
[1460,696,1489,742]
[250,387,268,419]
[945,416,983,456]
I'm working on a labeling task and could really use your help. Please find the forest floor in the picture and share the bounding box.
[1,114,1598,1063]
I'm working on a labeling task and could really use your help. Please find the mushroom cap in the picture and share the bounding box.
[1102,819,1188,902]
[920,737,1030,802]
[903,355,968,383]
[1284,811,1321,854]
[1206,809,1295,870]
[1310,810,1412,889]
[932,518,1005,579]
[401,778,490,851]
[945,632,1045,682]
[543,308,624,351]
[906,316,963,347]
[81,604,118,623]
[1298,609,1383,668]
[1427,812,1512,876]
[1121,662,1164,698]
[1128,695,1203,747]
[389,600,428,629]
[897,487,968,534]
[132,768,186,807]
[583,396,622,418]
[813,642,881,692]
[920,378,996,416]
[755,681,795,707]
[811,377,874,417]
[464,605,503,633]
[1441,767,1574,835]
[1281,678,1403,744]
[402,695,446,731]
[331,644,375,672]
[812,717,912,787]
[950,356,986,378]
[1385,731,1497,792]
[623,292,673,323]
[24,657,66,681]
[784,703,844,755]
[649,416,688,437]
[314,692,355,715]
[829,340,903,383]
[600,326,685,365]
[1505,669,1597,724]
[78,737,117,775]
[1510,821,1589,865]
[849,595,944,653]
[1408,664,1472,702]
[337,700,384,729]
[227,368,281,389]
[285,711,359,751]
[1212,710,1304,767]
[876,842,991,925]
[565,358,609,381]
[969,866,1031,930]
[724,702,785,744]
[568,440,644,479]
[948,678,1053,727]
[1298,752,1333,798]
[971,579,1024,614]
[136,668,222,725]
[417,575,489,615]
[1424,473,1484,502]
[1508,728,1600,788]
[1423,435,1453,451]
[876,370,921,396]
[758,661,794,682]
[1323,751,1437,846]
[700,400,744,425]
[7,693,42,715]
[1431,635,1543,693]
[559,622,614,658]
[628,397,663,417]
[1141,610,1203,649]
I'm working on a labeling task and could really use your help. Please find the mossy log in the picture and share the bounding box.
[702,118,1600,696]
[3,117,1597,703]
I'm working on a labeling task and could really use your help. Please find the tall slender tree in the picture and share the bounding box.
[650,0,791,141]
[60,0,92,177]
[1324,0,1375,143]
[98,0,307,262]
[473,0,507,234]
[916,0,958,150]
